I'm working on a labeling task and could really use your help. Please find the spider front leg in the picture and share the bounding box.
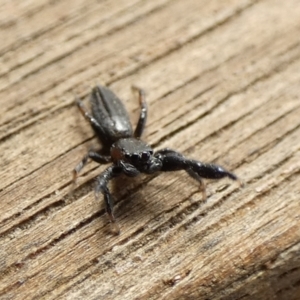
[154,148,238,199]
[95,165,123,234]
[95,162,139,234]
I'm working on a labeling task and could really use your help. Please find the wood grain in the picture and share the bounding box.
[1,0,300,299]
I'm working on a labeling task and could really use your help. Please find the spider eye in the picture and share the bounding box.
[141,151,151,161]
[131,153,139,160]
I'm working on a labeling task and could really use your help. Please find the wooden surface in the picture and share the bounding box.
[1,0,300,299]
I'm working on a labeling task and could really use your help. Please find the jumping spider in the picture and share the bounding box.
[73,85,239,233]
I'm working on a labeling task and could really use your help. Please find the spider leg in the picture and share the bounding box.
[72,150,111,184]
[187,159,238,181]
[75,96,103,131]
[154,148,238,199]
[95,165,123,234]
[132,86,147,138]
[186,168,207,200]
[119,161,140,177]
[95,162,139,234]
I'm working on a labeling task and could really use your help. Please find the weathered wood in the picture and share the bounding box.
[1,0,300,299]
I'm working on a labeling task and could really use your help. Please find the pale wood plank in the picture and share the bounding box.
[1,0,300,299]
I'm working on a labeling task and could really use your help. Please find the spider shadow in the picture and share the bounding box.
[111,174,161,220]
[105,175,180,236]
[104,172,191,234]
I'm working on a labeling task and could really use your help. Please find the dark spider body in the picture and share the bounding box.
[73,85,238,233]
